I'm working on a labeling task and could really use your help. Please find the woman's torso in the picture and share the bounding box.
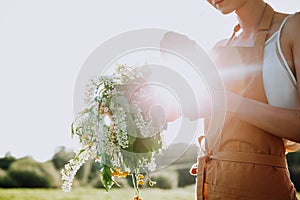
[198,10,298,200]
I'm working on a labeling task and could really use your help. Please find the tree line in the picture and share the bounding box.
[0,145,299,191]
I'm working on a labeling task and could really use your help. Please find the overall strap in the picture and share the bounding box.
[254,4,274,51]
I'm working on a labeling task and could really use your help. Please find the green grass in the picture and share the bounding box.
[0,187,299,200]
[0,187,195,200]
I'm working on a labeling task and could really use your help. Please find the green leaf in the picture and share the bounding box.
[71,122,75,137]
[126,135,136,152]
[100,165,114,192]
[74,149,86,161]
[127,114,138,133]
[125,114,138,152]
[133,134,162,153]
[78,149,85,155]
[133,138,150,153]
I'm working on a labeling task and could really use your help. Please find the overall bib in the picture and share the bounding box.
[196,4,297,200]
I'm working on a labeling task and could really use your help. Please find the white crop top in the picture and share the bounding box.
[263,14,300,151]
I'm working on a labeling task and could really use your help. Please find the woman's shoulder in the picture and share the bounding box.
[289,11,300,23]
[281,12,300,42]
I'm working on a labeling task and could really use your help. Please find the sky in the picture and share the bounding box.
[0,0,299,162]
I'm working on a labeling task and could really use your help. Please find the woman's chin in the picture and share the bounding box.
[217,7,234,15]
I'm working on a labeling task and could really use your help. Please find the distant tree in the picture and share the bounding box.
[154,143,198,187]
[0,168,20,188]
[287,151,300,191]
[8,157,59,188]
[174,144,198,187]
[0,153,16,170]
[150,169,179,189]
[51,146,75,169]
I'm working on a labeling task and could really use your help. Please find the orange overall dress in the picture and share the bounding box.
[196,4,298,200]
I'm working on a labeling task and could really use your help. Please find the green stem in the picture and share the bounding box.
[136,173,139,191]
[131,173,139,196]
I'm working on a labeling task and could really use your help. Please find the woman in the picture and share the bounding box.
[193,0,300,199]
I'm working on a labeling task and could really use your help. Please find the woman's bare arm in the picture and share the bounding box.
[227,13,300,143]
[227,92,300,142]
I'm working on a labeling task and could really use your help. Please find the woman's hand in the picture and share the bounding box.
[160,31,213,121]
[225,91,300,143]
[128,81,181,123]
[160,31,197,57]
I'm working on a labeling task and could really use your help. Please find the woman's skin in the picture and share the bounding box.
[207,0,300,142]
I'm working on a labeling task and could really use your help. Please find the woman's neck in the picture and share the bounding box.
[235,1,266,37]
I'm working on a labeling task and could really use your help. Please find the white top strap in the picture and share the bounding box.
[276,14,298,87]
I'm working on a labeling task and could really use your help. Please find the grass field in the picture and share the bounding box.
[0,187,299,200]
[0,187,196,200]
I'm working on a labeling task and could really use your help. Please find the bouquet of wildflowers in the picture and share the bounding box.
[61,65,167,199]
